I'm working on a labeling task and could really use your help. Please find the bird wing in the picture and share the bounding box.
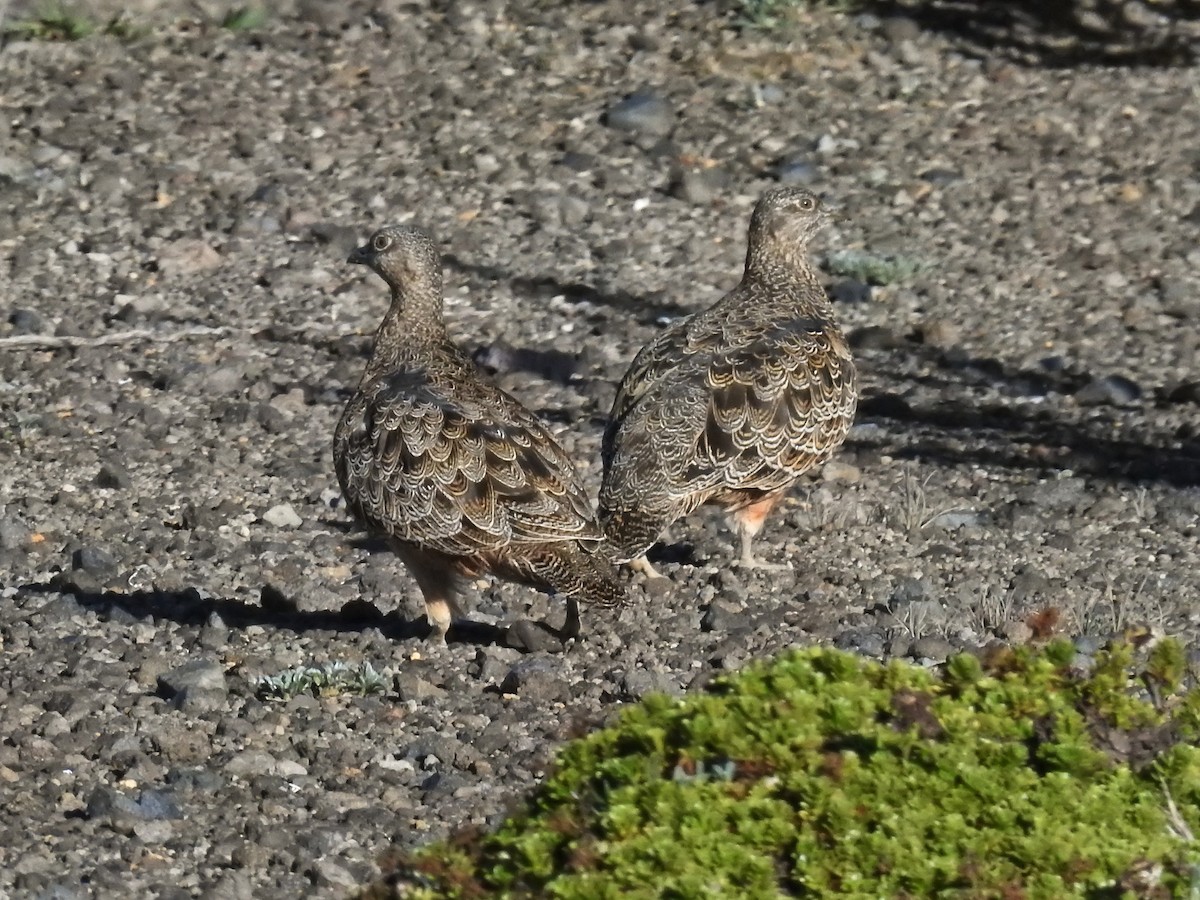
[336,369,601,557]
[603,315,855,502]
[693,316,856,491]
[603,314,732,463]
[605,318,692,440]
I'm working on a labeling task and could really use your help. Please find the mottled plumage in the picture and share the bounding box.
[599,187,857,570]
[334,224,623,643]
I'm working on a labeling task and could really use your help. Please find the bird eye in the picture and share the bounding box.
[372,234,392,252]
[799,196,816,211]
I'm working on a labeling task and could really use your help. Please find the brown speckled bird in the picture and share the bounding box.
[334,224,624,644]
[599,187,857,573]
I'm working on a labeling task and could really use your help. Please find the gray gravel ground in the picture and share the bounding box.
[2,1,1199,896]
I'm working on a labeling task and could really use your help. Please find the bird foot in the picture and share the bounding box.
[627,556,667,580]
[424,599,456,645]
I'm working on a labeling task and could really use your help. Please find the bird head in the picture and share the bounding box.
[748,187,833,251]
[347,224,443,293]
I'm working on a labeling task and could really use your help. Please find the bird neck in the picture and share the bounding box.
[365,286,451,371]
[745,232,813,276]
[743,238,834,318]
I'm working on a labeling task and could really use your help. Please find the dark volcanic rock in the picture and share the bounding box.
[604,90,675,137]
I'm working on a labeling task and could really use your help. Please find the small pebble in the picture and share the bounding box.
[910,635,954,661]
[500,658,570,702]
[920,168,962,187]
[700,601,747,633]
[621,669,681,700]
[821,461,861,484]
[670,169,719,205]
[881,15,921,43]
[95,462,132,490]
[262,504,303,528]
[1074,375,1142,407]
[8,308,47,334]
[604,91,675,137]
[829,279,871,304]
[158,660,228,713]
[774,157,819,185]
[73,546,118,576]
[915,319,961,348]
[0,518,30,551]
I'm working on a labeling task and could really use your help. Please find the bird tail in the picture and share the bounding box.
[567,541,627,608]
[597,505,665,565]
[496,542,627,609]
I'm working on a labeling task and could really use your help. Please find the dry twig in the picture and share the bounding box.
[0,326,233,350]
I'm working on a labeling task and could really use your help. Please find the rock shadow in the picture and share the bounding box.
[852,341,1200,488]
[17,580,512,648]
[443,252,694,324]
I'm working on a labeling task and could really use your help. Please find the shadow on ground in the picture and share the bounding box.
[17,580,520,648]
[443,252,695,324]
[851,0,1199,66]
[853,340,1200,488]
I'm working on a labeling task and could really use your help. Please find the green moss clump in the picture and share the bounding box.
[364,641,1200,899]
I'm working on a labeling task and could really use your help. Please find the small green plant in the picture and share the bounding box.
[221,5,267,32]
[100,13,149,41]
[670,758,738,784]
[255,660,386,701]
[2,6,147,42]
[361,640,1200,899]
[3,4,93,40]
[739,0,799,30]
[738,0,858,31]
[826,249,927,285]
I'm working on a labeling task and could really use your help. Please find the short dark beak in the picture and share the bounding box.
[347,244,371,266]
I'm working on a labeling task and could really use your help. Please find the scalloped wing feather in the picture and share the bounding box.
[695,319,856,492]
[336,369,601,558]
[602,315,855,512]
